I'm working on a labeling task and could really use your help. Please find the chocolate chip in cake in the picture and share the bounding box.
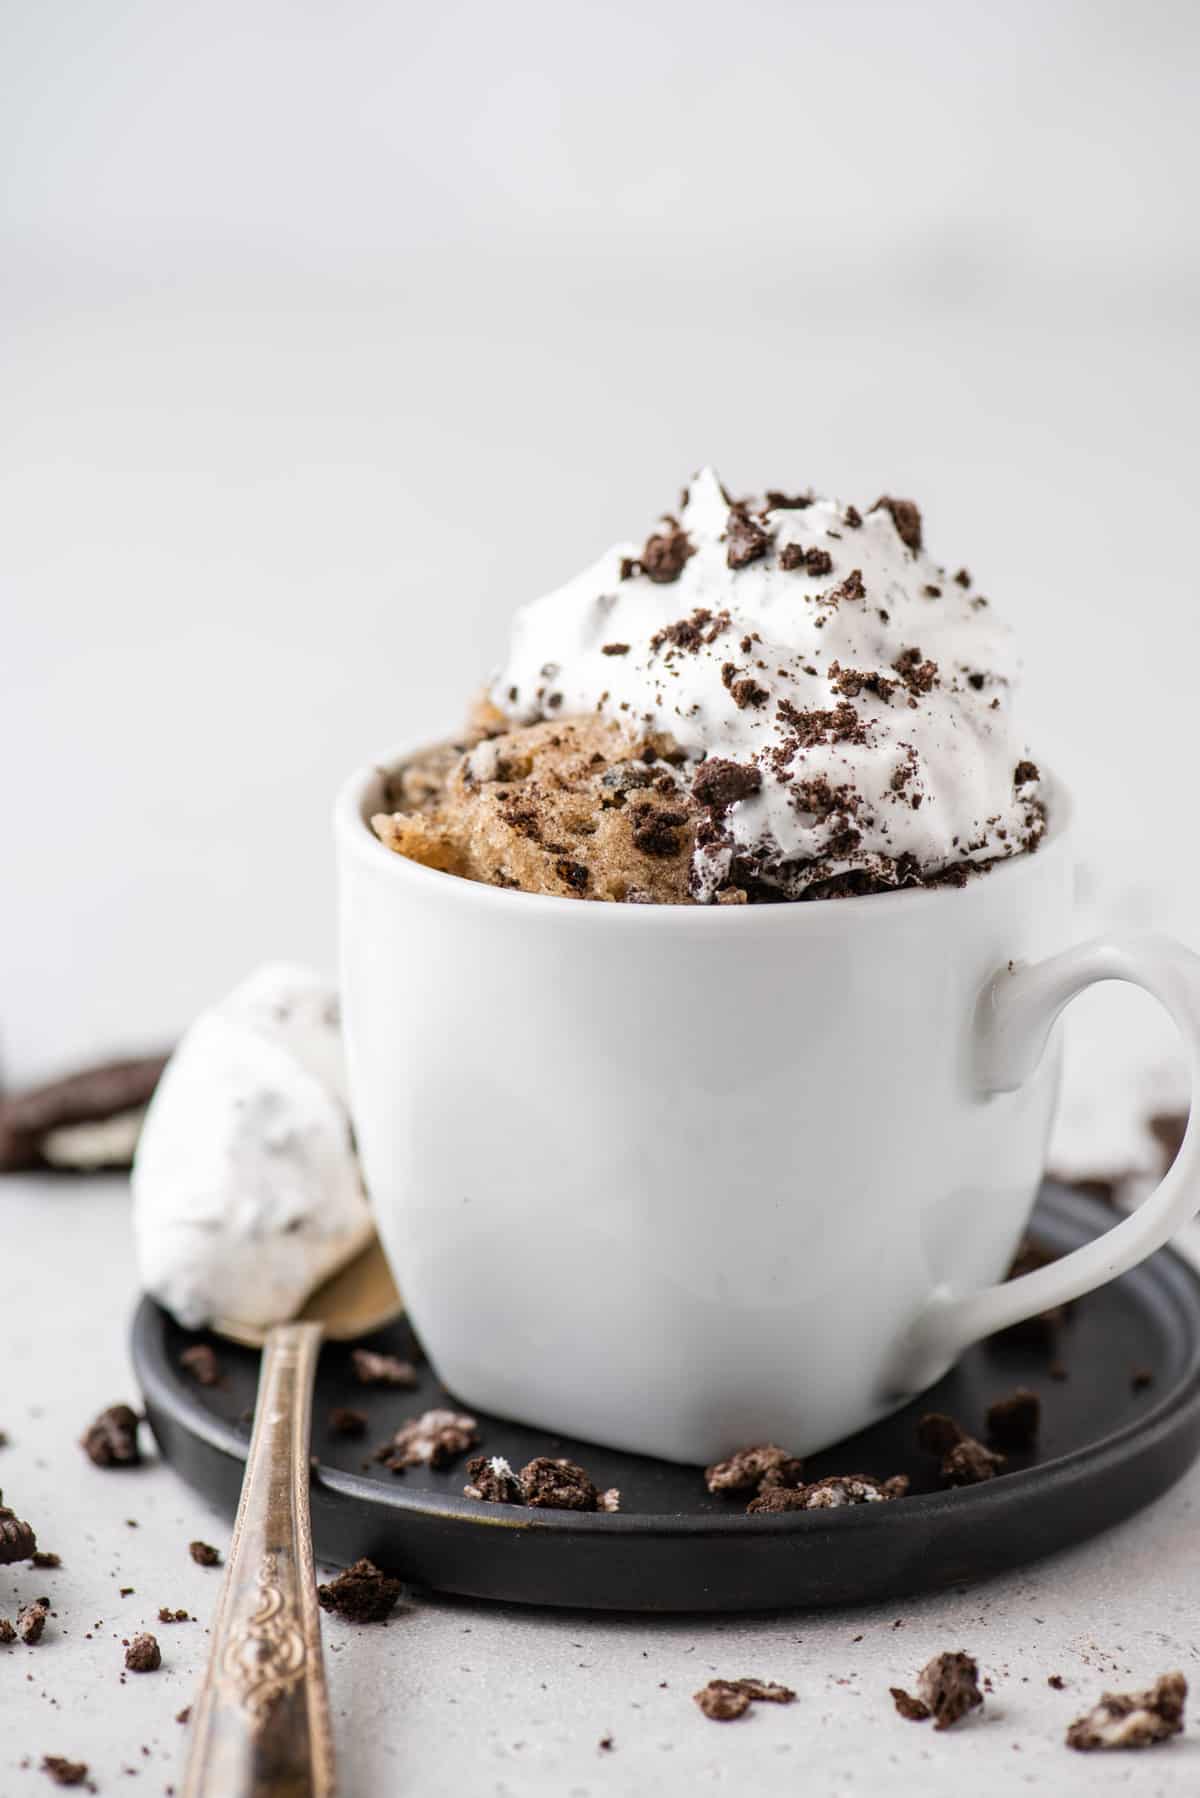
[188,1541,221,1567]
[317,1558,403,1623]
[179,1344,222,1387]
[351,1348,418,1389]
[1066,1671,1186,1751]
[124,1633,161,1672]
[81,1404,142,1468]
[985,1388,1040,1451]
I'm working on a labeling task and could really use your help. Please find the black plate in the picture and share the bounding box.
[133,1184,1200,1613]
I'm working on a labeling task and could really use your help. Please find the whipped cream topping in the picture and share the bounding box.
[491,469,1044,898]
[132,964,372,1329]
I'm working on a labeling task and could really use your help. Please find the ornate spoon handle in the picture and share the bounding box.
[182,1321,335,1798]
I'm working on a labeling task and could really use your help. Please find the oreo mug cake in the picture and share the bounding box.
[372,469,1044,904]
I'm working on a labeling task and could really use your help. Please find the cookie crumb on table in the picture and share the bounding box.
[17,1598,49,1645]
[80,1404,142,1468]
[188,1540,220,1567]
[694,1677,796,1721]
[0,1494,37,1564]
[39,1756,90,1788]
[1066,1672,1186,1751]
[317,1558,403,1624]
[157,1607,189,1623]
[893,1652,983,1729]
[124,1633,161,1672]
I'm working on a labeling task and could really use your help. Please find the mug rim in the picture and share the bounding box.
[335,741,1069,929]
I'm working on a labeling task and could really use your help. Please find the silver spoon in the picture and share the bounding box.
[180,1236,402,1798]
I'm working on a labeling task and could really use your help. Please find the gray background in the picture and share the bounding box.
[2,6,1200,1791]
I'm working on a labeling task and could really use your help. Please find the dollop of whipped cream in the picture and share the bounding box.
[132,964,372,1329]
[491,469,1044,898]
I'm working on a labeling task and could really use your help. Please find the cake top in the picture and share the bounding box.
[491,469,1044,897]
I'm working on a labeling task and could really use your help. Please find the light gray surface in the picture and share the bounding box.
[3,1173,1199,1796]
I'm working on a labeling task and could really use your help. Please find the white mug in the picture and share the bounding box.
[336,754,1200,1464]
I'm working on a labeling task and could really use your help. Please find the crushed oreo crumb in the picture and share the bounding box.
[705,1445,799,1495]
[0,1495,37,1565]
[463,1455,522,1503]
[317,1558,403,1623]
[870,496,923,553]
[374,1409,478,1472]
[914,1652,983,1729]
[622,519,695,584]
[328,1407,368,1439]
[890,1686,931,1721]
[1066,1671,1186,1751]
[725,509,773,570]
[351,1349,418,1389]
[519,1457,600,1511]
[694,1677,796,1721]
[692,759,763,816]
[601,643,629,656]
[1014,759,1040,786]
[188,1541,221,1568]
[17,1598,49,1645]
[179,1344,222,1387]
[81,1404,142,1469]
[39,1756,90,1787]
[985,1389,1040,1451]
[779,543,833,576]
[30,1551,60,1570]
[124,1633,161,1672]
[747,1473,907,1514]
[917,1413,1005,1485]
[157,1607,189,1624]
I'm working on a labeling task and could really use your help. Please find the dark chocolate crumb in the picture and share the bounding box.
[175,1707,191,1725]
[81,1404,142,1468]
[725,510,773,570]
[317,1558,403,1623]
[844,505,863,527]
[870,496,923,553]
[463,1455,523,1503]
[1049,1674,1066,1690]
[704,1445,798,1495]
[1066,1671,1186,1751]
[1014,760,1040,787]
[157,1608,189,1624]
[351,1349,418,1389]
[328,1407,368,1439]
[623,519,696,584]
[1132,1367,1155,1392]
[601,643,629,656]
[891,1686,932,1722]
[519,1457,599,1511]
[693,1677,795,1721]
[30,1551,60,1569]
[985,1389,1041,1452]
[39,1757,90,1787]
[779,543,833,576]
[124,1633,161,1672]
[954,568,971,587]
[913,1652,983,1729]
[0,1497,37,1565]
[942,1437,1005,1487]
[188,1541,221,1568]
[691,759,762,815]
[17,1598,49,1644]
[179,1345,222,1388]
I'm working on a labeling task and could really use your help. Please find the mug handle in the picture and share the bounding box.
[889,932,1200,1395]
